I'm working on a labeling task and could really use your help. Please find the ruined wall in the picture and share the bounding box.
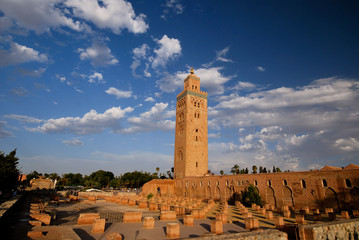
[182,229,287,240]
[141,179,175,196]
[30,179,55,190]
[298,219,359,240]
[172,168,359,210]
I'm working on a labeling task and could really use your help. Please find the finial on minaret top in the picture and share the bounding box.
[190,67,194,74]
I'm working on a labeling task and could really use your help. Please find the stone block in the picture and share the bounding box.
[77,213,100,225]
[123,212,142,223]
[91,218,106,233]
[211,220,223,234]
[295,214,305,224]
[30,214,51,225]
[121,198,128,205]
[160,211,176,220]
[258,208,266,215]
[353,210,359,217]
[245,218,259,230]
[142,217,155,229]
[283,210,291,218]
[328,212,336,221]
[266,211,273,219]
[341,211,350,219]
[325,208,334,214]
[138,200,148,208]
[302,207,310,214]
[273,216,284,227]
[128,199,136,206]
[183,215,194,226]
[282,205,289,211]
[29,220,42,227]
[88,196,96,201]
[313,213,322,221]
[27,231,43,239]
[243,212,252,218]
[251,203,257,210]
[106,232,122,240]
[166,223,180,239]
[149,202,158,211]
[216,213,227,223]
[313,209,320,214]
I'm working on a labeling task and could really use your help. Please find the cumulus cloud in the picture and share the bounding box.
[78,42,118,67]
[123,103,175,133]
[105,87,132,99]
[131,44,150,77]
[161,0,184,20]
[0,0,85,34]
[208,77,359,170]
[62,139,83,146]
[27,106,133,135]
[0,0,148,34]
[151,35,181,69]
[334,138,359,151]
[0,41,48,66]
[232,81,256,91]
[156,67,233,95]
[88,72,104,84]
[65,0,148,34]
[145,97,155,102]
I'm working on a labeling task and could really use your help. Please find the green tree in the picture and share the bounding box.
[0,149,20,193]
[252,165,257,174]
[241,184,262,207]
[220,170,224,176]
[120,171,155,189]
[231,164,239,174]
[88,170,114,188]
[156,167,160,178]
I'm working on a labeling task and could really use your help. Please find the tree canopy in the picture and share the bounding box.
[0,150,20,193]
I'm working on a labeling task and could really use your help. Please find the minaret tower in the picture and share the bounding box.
[174,67,208,178]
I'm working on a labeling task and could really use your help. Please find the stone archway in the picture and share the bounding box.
[189,186,194,198]
[206,186,211,199]
[215,186,221,201]
[324,187,339,211]
[225,186,232,201]
[266,186,276,207]
[282,186,294,207]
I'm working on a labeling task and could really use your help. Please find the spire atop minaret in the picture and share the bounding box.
[190,66,194,74]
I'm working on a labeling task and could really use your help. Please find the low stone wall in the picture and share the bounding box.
[182,229,287,240]
[298,219,359,240]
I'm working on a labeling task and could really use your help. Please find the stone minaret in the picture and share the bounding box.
[174,67,208,178]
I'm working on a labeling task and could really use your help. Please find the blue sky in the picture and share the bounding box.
[1,0,359,176]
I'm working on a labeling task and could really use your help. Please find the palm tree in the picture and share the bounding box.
[156,167,160,178]
[252,165,257,174]
[220,170,224,176]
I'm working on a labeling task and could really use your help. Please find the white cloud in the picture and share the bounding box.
[62,139,83,146]
[156,67,233,95]
[161,0,184,20]
[151,35,181,69]
[11,87,29,97]
[89,72,104,84]
[0,41,48,66]
[145,97,155,102]
[232,81,256,91]
[65,0,149,34]
[0,0,85,34]
[131,44,150,77]
[215,47,233,63]
[18,67,46,77]
[78,42,118,67]
[105,87,132,99]
[27,106,133,135]
[74,87,83,93]
[257,66,265,72]
[0,0,148,34]
[4,114,42,124]
[207,77,359,170]
[123,103,175,133]
[334,138,359,152]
